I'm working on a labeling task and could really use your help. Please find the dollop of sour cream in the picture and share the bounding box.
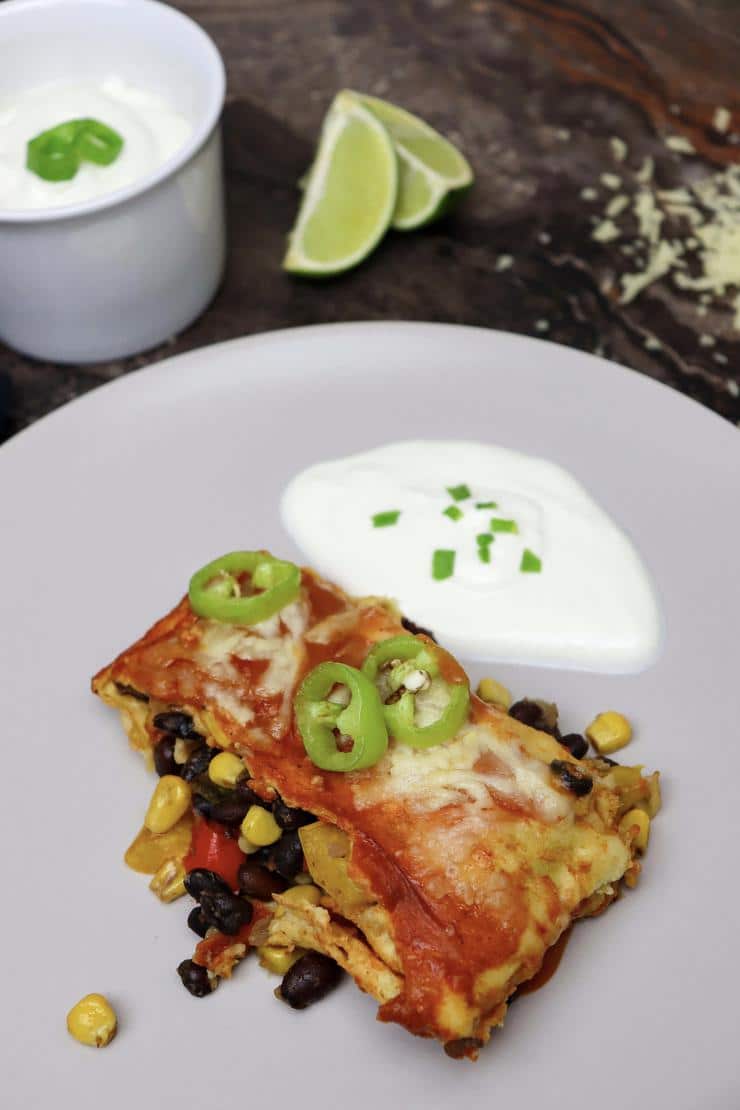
[0,76,192,210]
[281,441,662,673]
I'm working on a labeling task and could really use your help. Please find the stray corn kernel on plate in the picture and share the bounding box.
[1,324,739,1110]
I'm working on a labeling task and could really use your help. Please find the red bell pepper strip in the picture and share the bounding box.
[183,817,245,892]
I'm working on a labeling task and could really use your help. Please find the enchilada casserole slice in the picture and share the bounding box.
[92,551,660,1059]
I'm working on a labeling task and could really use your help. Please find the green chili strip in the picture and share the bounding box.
[26,123,79,181]
[447,484,471,502]
[362,635,470,749]
[432,549,455,580]
[475,501,498,509]
[490,517,518,533]
[75,118,124,165]
[443,505,463,521]
[372,510,401,528]
[295,661,388,771]
[520,549,542,573]
[188,551,301,625]
[26,118,124,182]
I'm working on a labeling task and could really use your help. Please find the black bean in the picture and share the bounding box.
[509,699,543,727]
[559,733,589,760]
[153,735,179,777]
[153,711,201,739]
[272,798,315,831]
[237,859,287,900]
[192,793,213,820]
[184,868,232,901]
[550,759,593,797]
[509,699,560,738]
[199,890,253,935]
[270,831,304,881]
[114,682,149,702]
[177,959,216,997]
[249,845,275,867]
[278,953,342,1010]
[189,776,228,804]
[187,906,210,938]
[193,793,252,826]
[234,779,267,808]
[181,744,216,782]
[400,616,437,642]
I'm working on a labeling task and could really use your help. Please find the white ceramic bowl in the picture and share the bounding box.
[0,0,226,363]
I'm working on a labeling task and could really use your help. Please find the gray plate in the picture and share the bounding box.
[1,323,738,1110]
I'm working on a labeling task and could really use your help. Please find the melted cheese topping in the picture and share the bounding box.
[355,722,573,823]
[195,600,309,724]
[203,684,254,726]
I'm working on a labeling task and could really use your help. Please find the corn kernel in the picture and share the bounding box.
[586,711,632,755]
[66,993,117,1047]
[149,858,187,902]
[257,945,305,975]
[208,751,245,789]
[240,805,281,847]
[280,884,321,906]
[144,775,192,835]
[238,835,261,855]
[476,678,512,711]
[619,808,650,853]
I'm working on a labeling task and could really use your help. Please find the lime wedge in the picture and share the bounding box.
[356,93,473,230]
[283,92,398,276]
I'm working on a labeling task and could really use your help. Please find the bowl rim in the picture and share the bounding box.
[0,0,226,225]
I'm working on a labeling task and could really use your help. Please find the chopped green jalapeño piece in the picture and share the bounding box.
[490,517,518,534]
[27,118,124,182]
[447,484,471,502]
[432,549,455,580]
[443,505,463,521]
[372,510,400,528]
[475,501,498,510]
[520,549,542,573]
[476,532,493,564]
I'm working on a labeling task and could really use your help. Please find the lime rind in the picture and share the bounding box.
[354,91,473,230]
[357,92,473,186]
[392,147,453,230]
[283,92,398,276]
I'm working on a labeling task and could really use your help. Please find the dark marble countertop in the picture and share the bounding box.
[1,0,738,443]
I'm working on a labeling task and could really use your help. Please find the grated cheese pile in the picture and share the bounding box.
[589,129,740,330]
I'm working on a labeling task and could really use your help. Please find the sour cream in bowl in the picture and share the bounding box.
[0,75,194,211]
[0,0,226,363]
